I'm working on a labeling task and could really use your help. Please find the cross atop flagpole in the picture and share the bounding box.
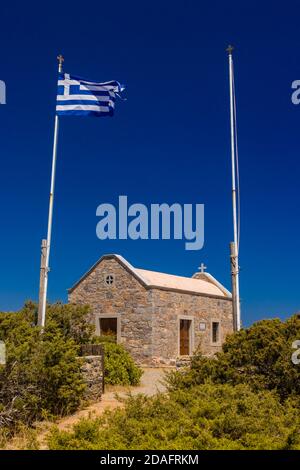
[37,54,64,328]
[57,55,64,71]
[226,45,241,331]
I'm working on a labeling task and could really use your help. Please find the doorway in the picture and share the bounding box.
[99,317,118,341]
[180,319,192,355]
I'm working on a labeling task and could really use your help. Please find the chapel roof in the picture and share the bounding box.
[134,268,230,297]
[68,254,231,299]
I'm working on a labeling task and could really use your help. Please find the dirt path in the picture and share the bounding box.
[56,368,168,430]
[36,367,171,449]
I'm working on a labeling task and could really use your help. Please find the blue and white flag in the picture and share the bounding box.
[56,72,125,117]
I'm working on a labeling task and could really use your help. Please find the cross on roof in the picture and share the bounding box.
[198,262,207,273]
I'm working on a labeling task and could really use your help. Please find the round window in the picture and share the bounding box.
[105,274,115,286]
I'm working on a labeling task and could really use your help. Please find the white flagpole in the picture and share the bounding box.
[227,45,241,331]
[37,54,64,328]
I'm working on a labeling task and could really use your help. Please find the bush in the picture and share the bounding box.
[94,337,142,386]
[166,314,300,401]
[0,301,94,346]
[0,301,143,435]
[47,383,300,450]
[0,302,89,433]
[46,302,95,345]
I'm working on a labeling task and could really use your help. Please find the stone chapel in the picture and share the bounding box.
[68,254,234,366]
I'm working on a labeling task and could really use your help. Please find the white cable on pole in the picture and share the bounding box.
[227,45,241,331]
[232,64,241,254]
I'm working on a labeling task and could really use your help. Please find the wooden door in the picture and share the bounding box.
[180,319,191,355]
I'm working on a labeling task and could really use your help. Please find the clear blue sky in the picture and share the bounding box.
[0,1,299,326]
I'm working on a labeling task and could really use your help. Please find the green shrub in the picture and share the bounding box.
[100,340,142,386]
[0,301,94,346]
[0,301,142,435]
[94,333,117,344]
[46,302,95,344]
[0,302,89,433]
[166,314,300,401]
[47,383,300,450]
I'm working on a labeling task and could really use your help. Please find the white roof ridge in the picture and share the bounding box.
[200,272,232,297]
[113,255,150,286]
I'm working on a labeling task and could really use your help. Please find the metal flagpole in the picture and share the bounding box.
[226,45,241,331]
[37,54,64,328]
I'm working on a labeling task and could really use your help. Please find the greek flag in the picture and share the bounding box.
[56,72,125,117]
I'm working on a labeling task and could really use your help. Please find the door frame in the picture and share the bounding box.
[178,315,194,356]
[95,313,121,343]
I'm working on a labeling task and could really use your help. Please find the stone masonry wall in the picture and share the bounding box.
[150,288,233,365]
[69,258,153,364]
[79,355,103,402]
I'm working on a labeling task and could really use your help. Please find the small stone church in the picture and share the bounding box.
[68,254,234,366]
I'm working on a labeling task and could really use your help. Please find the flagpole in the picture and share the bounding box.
[37,54,64,328]
[227,45,241,331]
